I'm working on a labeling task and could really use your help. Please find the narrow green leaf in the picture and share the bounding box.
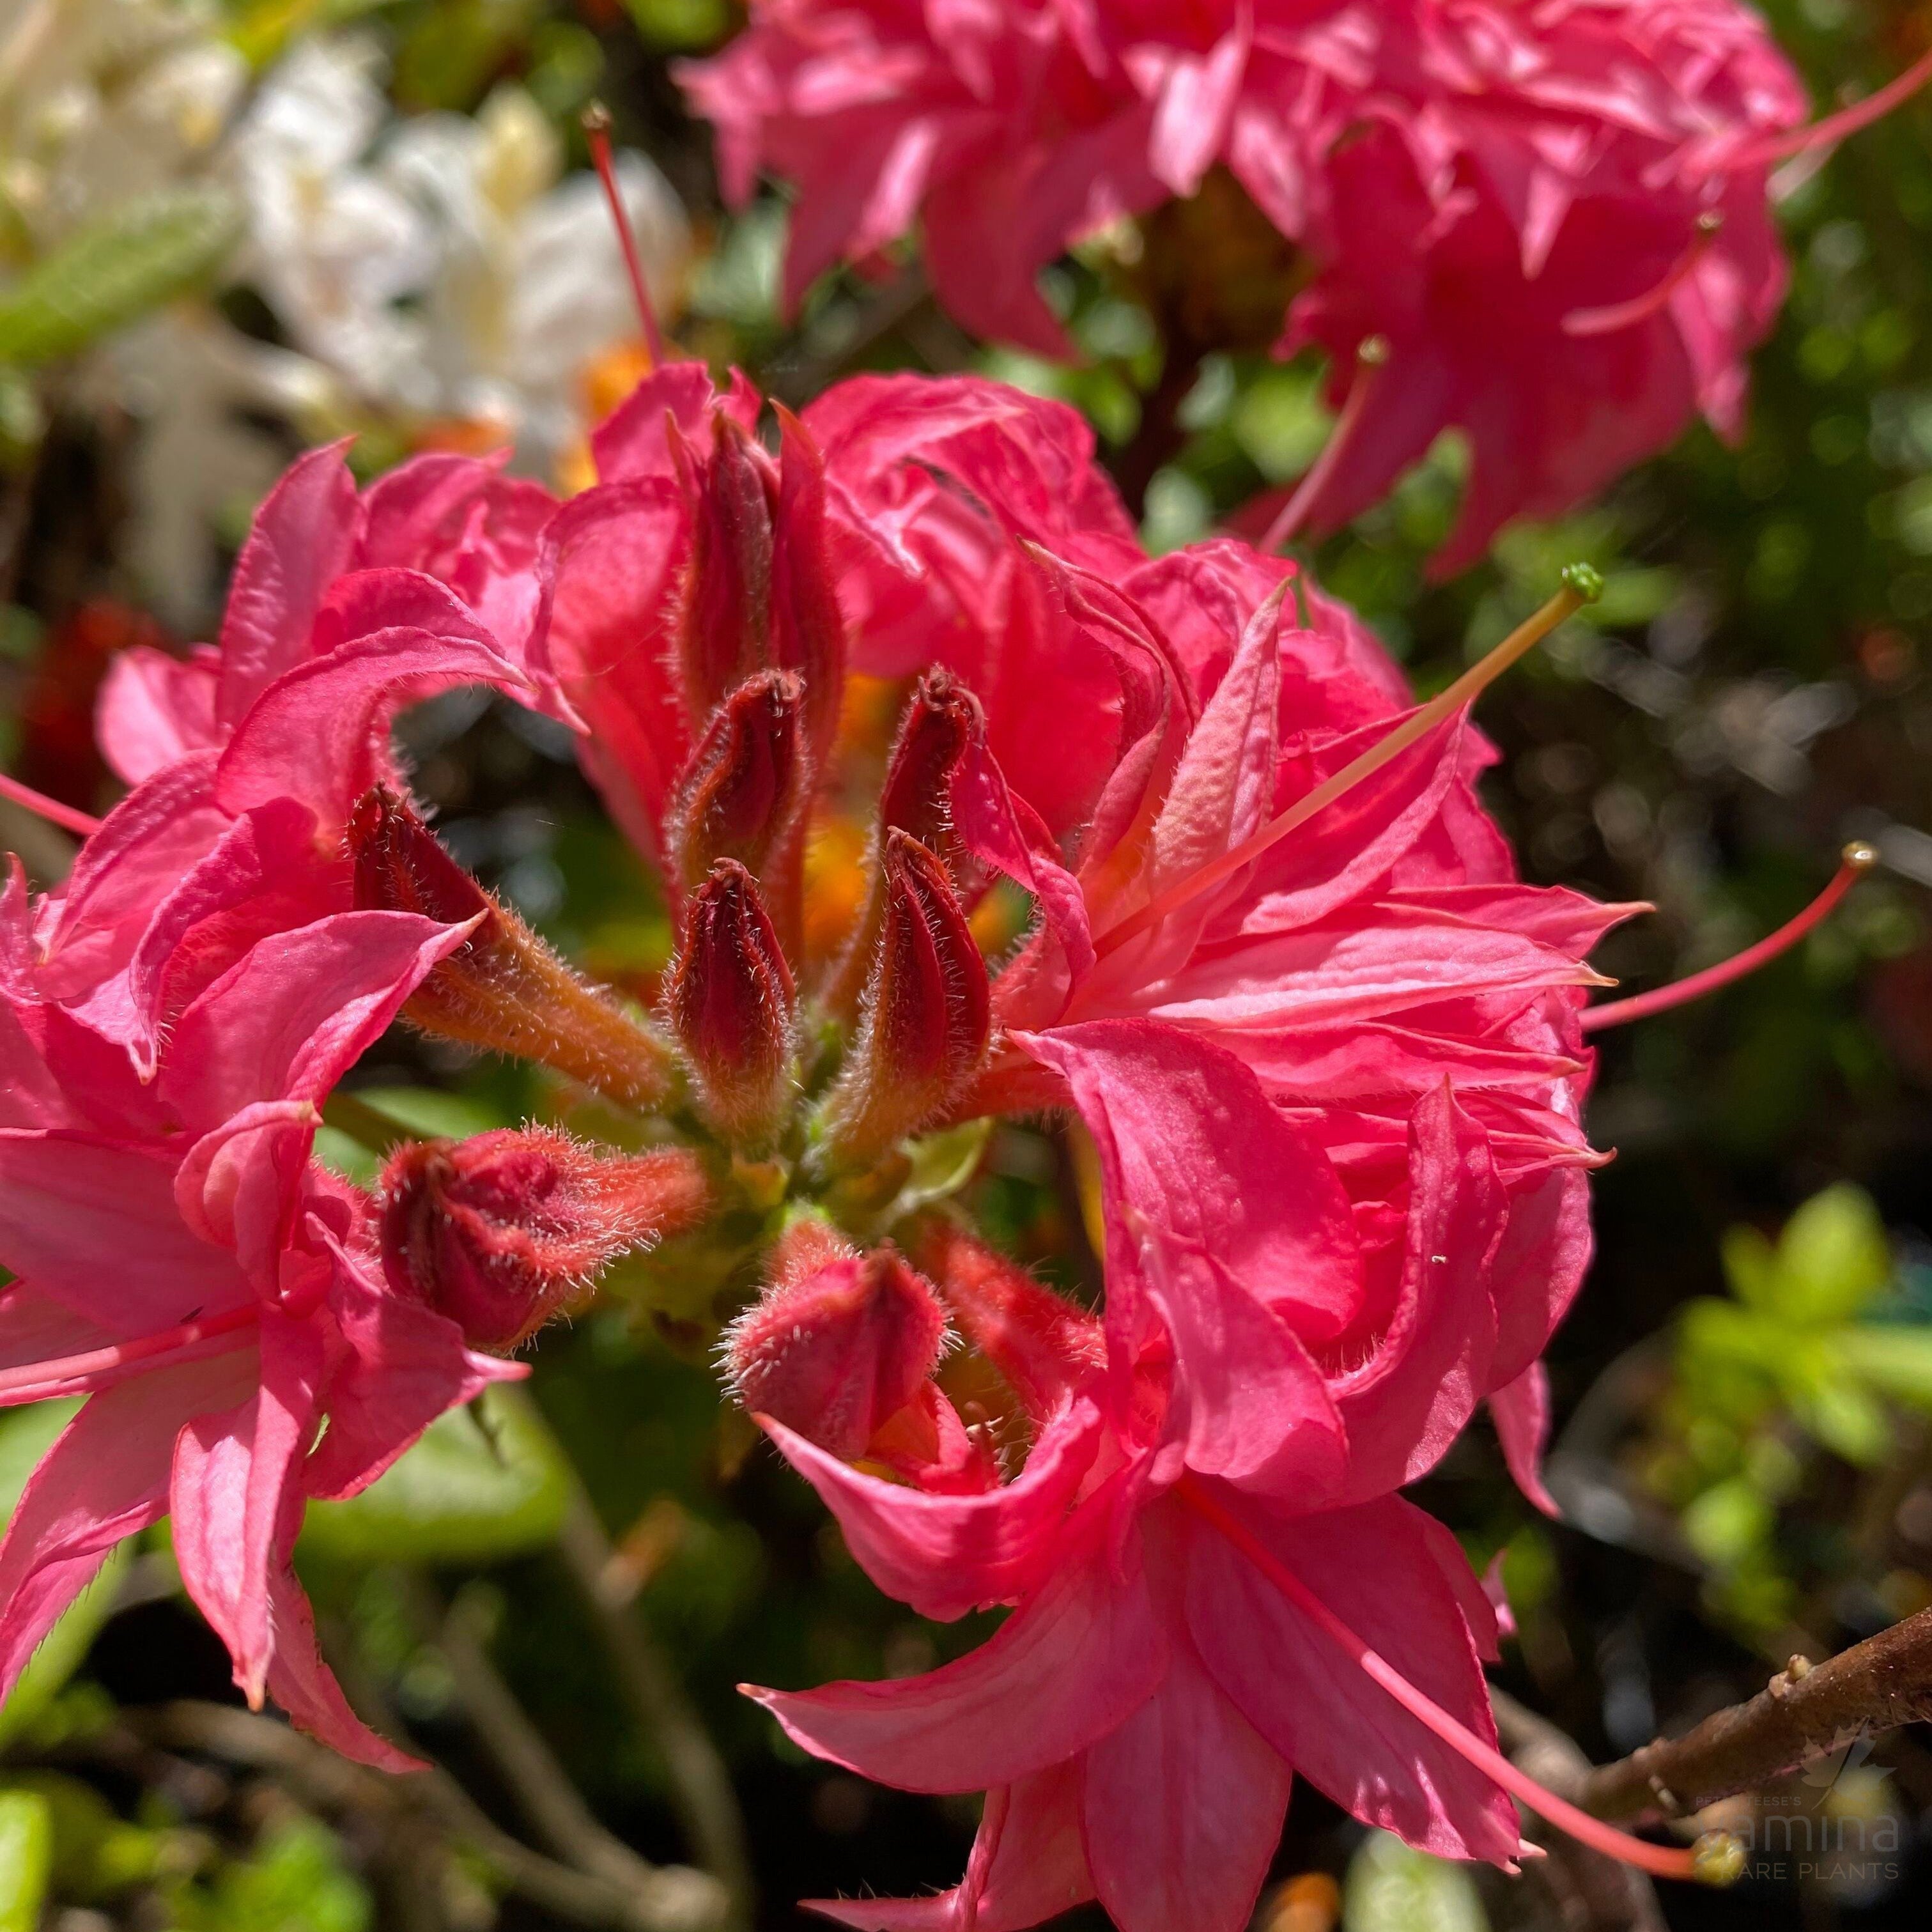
[0,1792,51,1932]
[0,190,242,366]
[1771,1184,1892,1324]
[1837,1326,1932,1410]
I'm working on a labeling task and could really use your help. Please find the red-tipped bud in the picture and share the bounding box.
[824,831,991,1163]
[662,860,796,1144]
[380,1129,710,1352]
[676,410,777,718]
[823,668,986,1017]
[877,667,982,852]
[348,789,675,1111]
[913,1222,1104,1425]
[722,1221,948,1458]
[666,670,810,895]
[770,407,846,763]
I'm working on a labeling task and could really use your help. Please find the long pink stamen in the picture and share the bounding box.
[1562,212,1722,339]
[583,104,666,367]
[0,1302,259,1409]
[1177,1476,1706,1882]
[1092,571,1600,962]
[1722,44,1932,172]
[1580,842,1876,1033]
[1260,336,1387,552]
[0,773,102,838]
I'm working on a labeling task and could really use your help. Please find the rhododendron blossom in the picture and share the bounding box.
[0,900,519,1765]
[682,0,1824,564]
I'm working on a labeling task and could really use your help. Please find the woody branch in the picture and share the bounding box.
[1577,1604,1932,1823]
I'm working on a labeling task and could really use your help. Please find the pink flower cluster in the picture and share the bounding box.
[682,0,1809,567]
[0,362,1643,1921]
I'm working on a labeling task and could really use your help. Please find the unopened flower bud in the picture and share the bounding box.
[877,667,982,852]
[824,831,991,1163]
[722,1221,948,1458]
[824,668,985,1017]
[666,670,809,895]
[348,788,675,1110]
[662,860,796,1145]
[380,1128,711,1351]
[913,1221,1103,1423]
[675,410,777,718]
[770,407,846,762]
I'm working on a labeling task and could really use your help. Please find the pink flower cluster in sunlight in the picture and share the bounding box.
[681,0,1810,567]
[0,362,1662,1915]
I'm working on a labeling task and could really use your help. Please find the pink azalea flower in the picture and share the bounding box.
[542,366,1634,1496]
[0,901,520,1766]
[737,1140,1532,1932]
[35,444,552,1074]
[681,0,1811,564]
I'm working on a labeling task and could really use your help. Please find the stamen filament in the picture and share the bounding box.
[0,1302,259,1409]
[582,104,667,367]
[1261,336,1387,552]
[1092,571,1600,961]
[1580,842,1876,1033]
[0,773,102,838]
[1176,1475,1704,1882]
[1724,45,1932,171]
[1563,212,1722,339]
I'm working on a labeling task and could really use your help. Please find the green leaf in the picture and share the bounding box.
[1681,1476,1774,1568]
[1788,1363,1892,1466]
[1343,1829,1490,1932]
[0,1403,129,1741]
[0,1792,51,1932]
[300,1389,568,1564]
[0,1772,164,1901]
[1837,1326,1932,1410]
[0,190,242,366]
[1719,1225,1781,1311]
[890,1116,994,1220]
[1770,1184,1892,1324]
[350,1086,509,1141]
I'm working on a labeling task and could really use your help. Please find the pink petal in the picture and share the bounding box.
[1489,1361,1559,1518]
[263,1562,423,1771]
[0,1131,244,1335]
[171,1308,324,1705]
[216,442,362,728]
[748,1489,1166,1793]
[761,1396,1101,1622]
[305,1249,523,1502]
[0,1350,256,1699]
[1083,1633,1290,1932]
[95,646,220,787]
[1185,1490,1519,1864]
[808,1763,1094,1931]
[160,911,476,1134]
[1329,1085,1504,1503]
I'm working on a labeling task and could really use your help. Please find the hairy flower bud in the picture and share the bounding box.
[770,406,846,762]
[662,860,796,1145]
[824,668,985,1017]
[722,1221,948,1458]
[380,1129,711,1352]
[913,1221,1104,1424]
[666,670,809,896]
[676,410,777,717]
[348,788,675,1110]
[824,830,991,1163]
[877,667,982,853]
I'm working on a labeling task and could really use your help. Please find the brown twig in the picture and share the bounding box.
[497,1386,752,1926]
[1490,1690,1665,1932]
[556,1486,754,1929]
[435,1579,689,1903]
[130,1701,722,1932]
[1579,1605,1932,1823]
